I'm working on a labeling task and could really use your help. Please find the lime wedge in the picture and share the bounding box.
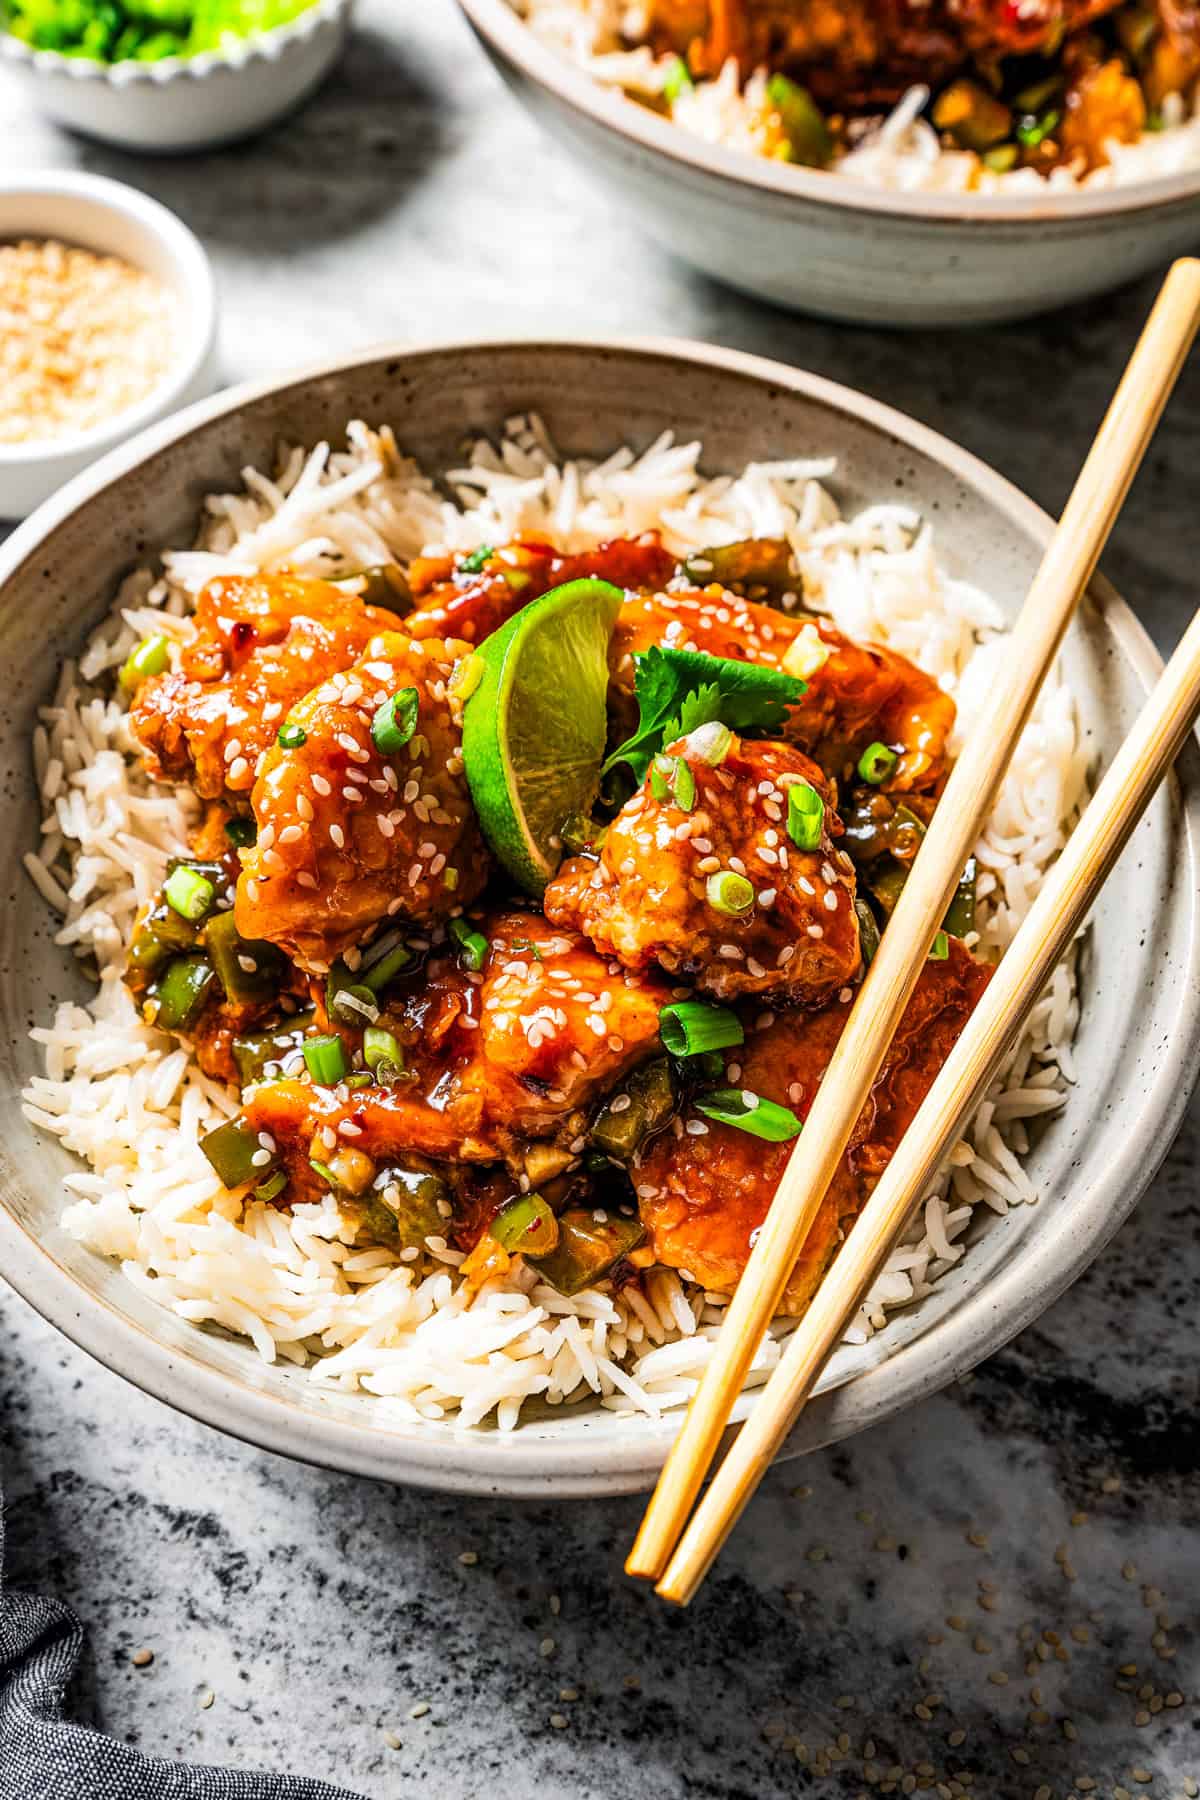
[462,578,623,894]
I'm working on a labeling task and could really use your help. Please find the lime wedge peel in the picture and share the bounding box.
[461,578,624,894]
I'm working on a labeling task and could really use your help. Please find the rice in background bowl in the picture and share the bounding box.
[457,0,1200,324]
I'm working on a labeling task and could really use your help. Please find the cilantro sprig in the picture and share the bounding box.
[601,647,806,784]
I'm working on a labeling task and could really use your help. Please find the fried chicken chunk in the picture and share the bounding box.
[235,632,489,970]
[237,912,673,1195]
[544,736,860,1002]
[454,912,674,1148]
[635,937,990,1310]
[405,535,677,646]
[130,573,402,801]
[612,586,954,793]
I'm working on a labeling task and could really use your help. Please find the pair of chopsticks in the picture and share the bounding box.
[628,256,1200,1606]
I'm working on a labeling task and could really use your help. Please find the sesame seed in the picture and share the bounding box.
[549,1714,568,1730]
[131,1647,154,1667]
[382,1729,402,1750]
[409,1702,430,1719]
[198,1689,215,1710]
[458,1551,478,1566]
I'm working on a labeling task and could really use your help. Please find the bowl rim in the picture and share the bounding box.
[1,333,1198,1496]
[0,0,350,84]
[0,171,218,473]
[456,0,1200,226]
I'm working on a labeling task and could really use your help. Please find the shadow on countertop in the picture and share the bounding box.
[2,1097,1196,1800]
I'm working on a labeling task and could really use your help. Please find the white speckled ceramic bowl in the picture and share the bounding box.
[0,173,218,521]
[0,0,352,152]
[455,0,1200,327]
[1,339,1198,1496]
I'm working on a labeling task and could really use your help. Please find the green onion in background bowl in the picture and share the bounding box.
[0,0,353,152]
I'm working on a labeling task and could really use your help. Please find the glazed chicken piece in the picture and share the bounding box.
[235,632,489,971]
[648,0,1126,102]
[635,936,991,1309]
[453,911,675,1152]
[544,735,860,1002]
[130,573,403,802]
[405,535,677,646]
[237,911,673,1198]
[612,585,955,793]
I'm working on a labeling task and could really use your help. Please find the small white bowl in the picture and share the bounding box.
[0,0,352,154]
[0,173,218,520]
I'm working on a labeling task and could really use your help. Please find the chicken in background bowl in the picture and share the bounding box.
[519,0,1200,192]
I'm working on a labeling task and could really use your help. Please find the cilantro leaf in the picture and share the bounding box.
[601,647,805,784]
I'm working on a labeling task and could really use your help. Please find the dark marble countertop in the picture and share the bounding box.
[1,6,1197,1796]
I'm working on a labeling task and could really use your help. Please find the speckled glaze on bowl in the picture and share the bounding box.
[455,0,1200,327]
[0,340,1197,1496]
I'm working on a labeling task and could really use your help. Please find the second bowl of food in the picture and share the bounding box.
[456,0,1200,325]
[0,337,1197,1496]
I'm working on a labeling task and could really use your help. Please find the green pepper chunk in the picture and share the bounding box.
[204,908,287,1005]
[232,1013,315,1088]
[149,955,216,1031]
[200,1115,267,1189]
[119,633,169,693]
[361,1165,451,1249]
[942,857,977,939]
[127,901,199,977]
[681,537,798,603]
[528,1210,646,1297]
[855,898,880,969]
[766,74,833,167]
[490,1193,560,1257]
[591,1057,676,1160]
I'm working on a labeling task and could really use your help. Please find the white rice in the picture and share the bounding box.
[21,414,1087,1428]
[514,0,1200,195]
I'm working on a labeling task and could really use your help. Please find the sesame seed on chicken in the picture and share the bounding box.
[130,573,404,802]
[544,734,861,1002]
[235,631,489,971]
[611,585,955,794]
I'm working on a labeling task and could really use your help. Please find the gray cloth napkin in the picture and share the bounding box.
[0,1508,362,1800]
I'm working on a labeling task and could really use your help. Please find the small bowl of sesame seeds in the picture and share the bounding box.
[0,171,217,520]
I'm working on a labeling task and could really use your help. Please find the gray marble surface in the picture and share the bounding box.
[1,5,1198,1796]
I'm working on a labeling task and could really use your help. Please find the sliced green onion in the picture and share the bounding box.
[328,981,380,1027]
[303,1033,349,1086]
[694,1087,802,1142]
[364,1025,405,1083]
[1016,108,1061,149]
[490,1193,560,1258]
[857,741,898,786]
[309,1156,341,1192]
[200,1116,265,1189]
[686,721,732,766]
[254,1170,288,1203]
[164,864,216,922]
[344,1072,373,1090]
[119,633,170,693]
[928,930,950,961]
[449,916,489,972]
[277,721,307,749]
[663,53,693,102]
[706,870,755,916]
[659,1000,744,1059]
[855,898,880,969]
[360,941,412,994]
[458,544,493,575]
[650,754,695,812]
[448,653,484,706]
[372,687,420,756]
[224,815,257,848]
[786,780,824,851]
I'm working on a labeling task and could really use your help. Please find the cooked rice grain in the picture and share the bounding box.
[22,415,1082,1428]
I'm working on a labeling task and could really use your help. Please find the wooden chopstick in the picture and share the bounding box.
[659,597,1200,1602]
[626,256,1200,1587]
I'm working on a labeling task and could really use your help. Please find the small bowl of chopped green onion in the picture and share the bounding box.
[0,0,354,153]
